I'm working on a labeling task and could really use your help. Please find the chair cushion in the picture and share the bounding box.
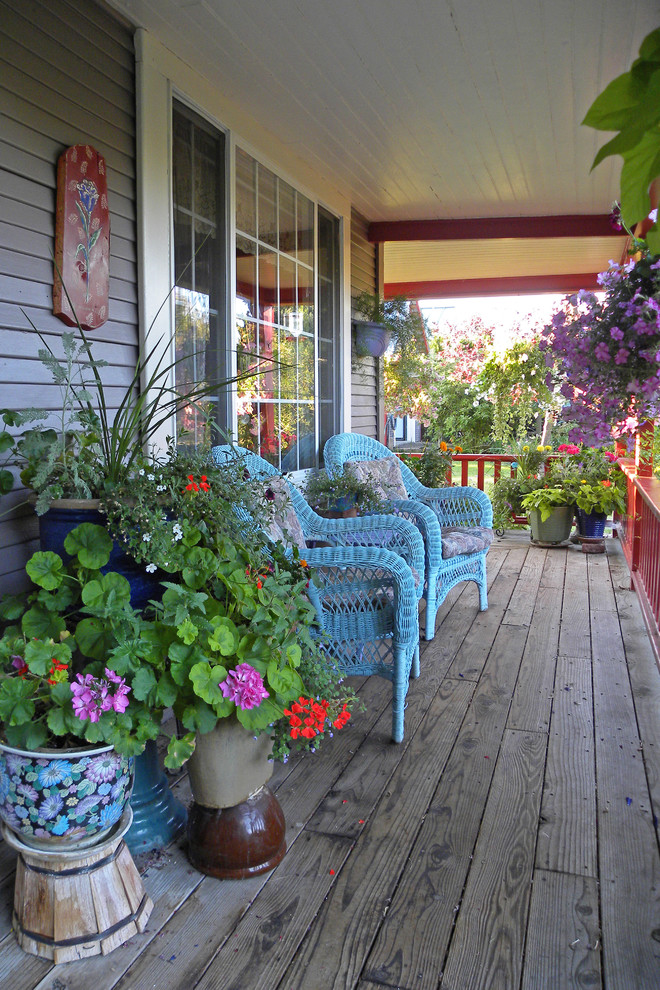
[262,477,307,550]
[350,457,408,501]
[441,526,494,559]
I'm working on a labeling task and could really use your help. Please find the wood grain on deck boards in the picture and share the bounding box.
[2,536,659,990]
[608,545,660,828]
[521,870,602,990]
[592,650,660,989]
[506,582,562,733]
[280,678,475,990]
[559,552,591,658]
[185,833,353,990]
[502,547,547,627]
[587,552,617,611]
[439,729,547,990]
[361,624,529,990]
[304,643,457,838]
[535,655,597,877]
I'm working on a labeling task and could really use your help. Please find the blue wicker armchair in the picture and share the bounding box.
[211,445,425,743]
[323,433,494,641]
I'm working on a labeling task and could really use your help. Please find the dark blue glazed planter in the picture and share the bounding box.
[37,499,164,611]
[576,509,608,539]
[125,740,187,854]
[353,320,391,358]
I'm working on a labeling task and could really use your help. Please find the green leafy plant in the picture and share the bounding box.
[398,438,460,488]
[0,279,265,514]
[583,28,660,253]
[571,479,627,516]
[0,523,165,754]
[101,459,356,767]
[301,465,386,515]
[520,485,575,522]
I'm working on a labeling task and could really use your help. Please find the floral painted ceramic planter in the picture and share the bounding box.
[0,741,134,850]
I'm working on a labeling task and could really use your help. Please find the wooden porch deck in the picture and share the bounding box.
[1,533,659,990]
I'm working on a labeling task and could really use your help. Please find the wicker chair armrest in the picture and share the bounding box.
[303,544,419,642]
[304,512,425,585]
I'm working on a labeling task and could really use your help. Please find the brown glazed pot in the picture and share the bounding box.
[185,720,286,879]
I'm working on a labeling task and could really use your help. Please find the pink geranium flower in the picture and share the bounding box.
[219,663,269,710]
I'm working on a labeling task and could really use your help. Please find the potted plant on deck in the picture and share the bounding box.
[561,445,627,541]
[490,440,553,531]
[520,483,576,546]
[0,523,165,850]
[101,456,356,878]
[301,464,386,517]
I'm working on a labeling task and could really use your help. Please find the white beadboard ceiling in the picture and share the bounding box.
[106,0,657,292]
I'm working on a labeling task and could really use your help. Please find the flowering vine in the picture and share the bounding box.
[542,252,660,444]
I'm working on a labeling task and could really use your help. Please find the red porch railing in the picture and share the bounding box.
[615,422,660,666]
[398,451,529,524]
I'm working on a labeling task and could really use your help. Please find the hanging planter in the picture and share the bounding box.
[352,319,391,358]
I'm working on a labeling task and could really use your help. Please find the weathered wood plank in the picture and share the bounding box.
[304,643,460,838]
[587,551,617,611]
[590,606,625,663]
[362,624,529,990]
[521,870,602,990]
[507,582,562,732]
[535,656,597,877]
[280,678,475,990]
[538,545,567,590]
[559,552,591,658]
[440,729,547,990]
[608,542,660,834]
[592,651,660,989]
[501,546,546,627]
[180,833,353,990]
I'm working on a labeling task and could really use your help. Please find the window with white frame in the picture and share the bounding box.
[172,110,340,466]
[234,148,340,471]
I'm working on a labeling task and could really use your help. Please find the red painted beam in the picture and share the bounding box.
[384,272,602,299]
[369,215,616,242]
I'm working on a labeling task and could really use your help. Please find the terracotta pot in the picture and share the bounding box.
[185,720,286,879]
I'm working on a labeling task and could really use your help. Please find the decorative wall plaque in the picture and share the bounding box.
[53,144,110,329]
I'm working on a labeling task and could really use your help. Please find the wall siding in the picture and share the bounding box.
[0,0,138,594]
[350,208,382,441]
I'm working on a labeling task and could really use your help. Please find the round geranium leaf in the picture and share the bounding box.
[22,606,66,641]
[81,572,131,611]
[64,523,113,569]
[25,551,64,590]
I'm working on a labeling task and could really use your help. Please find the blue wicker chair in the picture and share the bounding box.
[211,445,425,743]
[323,433,494,641]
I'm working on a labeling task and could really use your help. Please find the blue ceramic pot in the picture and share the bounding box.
[0,741,133,850]
[125,740,187,853]
[37,499,163,611]
[576,509,607,539]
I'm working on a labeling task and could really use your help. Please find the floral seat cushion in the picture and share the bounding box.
[350,458,408,501]
[262,477,307,550]
[441,526,494,560]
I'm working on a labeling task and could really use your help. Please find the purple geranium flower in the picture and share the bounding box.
[219,663,269,710]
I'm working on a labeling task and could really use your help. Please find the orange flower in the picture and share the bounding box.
[440,441,448,452]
